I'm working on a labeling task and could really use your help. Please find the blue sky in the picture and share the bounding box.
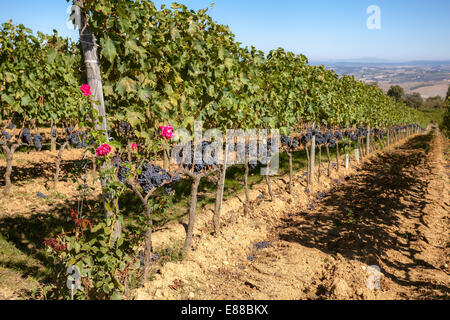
[1,0,449,61]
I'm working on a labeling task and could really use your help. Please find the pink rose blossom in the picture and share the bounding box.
[96,144,111,157]
[131,143,138,150]
[80,84,92,96]
[160,125,174,140]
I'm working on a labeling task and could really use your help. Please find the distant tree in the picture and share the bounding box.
[424,96,444,109]
[387,85,405,102]
[446,85,450,101]
[404,92,423,109]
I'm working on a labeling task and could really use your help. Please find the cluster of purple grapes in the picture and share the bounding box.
[113,157,131,183]
[1,130,12,141]
[33,134,43,151]
[20,128,33,144]
[316,130,340,147]
[343,128,366,142]
[119,121,135,136]
[65,128,87,149]
[138,161,181,194]
[280,135,298,151]
[372,128,385,139]
[18,128,42,150]
[300,129,342,148]
[177,141,219,174]
[393,124,424,133]
[114,157,181,195]
[2,126,43,150]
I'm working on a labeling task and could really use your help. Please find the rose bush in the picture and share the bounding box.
[96,144,112,157]
[80,84,92,96]
[160,125,174,140]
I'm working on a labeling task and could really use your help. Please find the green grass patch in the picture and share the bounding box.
[417,108,445,128]
[0,233,47,298]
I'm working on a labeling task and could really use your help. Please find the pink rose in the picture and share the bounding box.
[80,84,92,96]
[131,143,138,150]
[160,125,174,140]
[96,144,111,157]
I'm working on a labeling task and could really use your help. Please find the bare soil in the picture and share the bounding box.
[136,129,449,300]
[0,148,101,217]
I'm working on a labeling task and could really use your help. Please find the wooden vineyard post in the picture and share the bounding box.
[75,0,120,242]
[366,125,370,156]
[213,141,229,233]
[309,128,316,186]
[335,140,340,172]
[184,175,202,253]
[356,138,361,163]
[2,144,19,196]
[50,120,57,152]
[76,0,108,133]
[345,153,349,170]
[325,144,331,177]
[387,128,390,146]
[317,145,322,182]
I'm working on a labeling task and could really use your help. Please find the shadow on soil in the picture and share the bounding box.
[278,132,449,298]
[0,159,87,186]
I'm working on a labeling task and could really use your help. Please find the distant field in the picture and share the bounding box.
[378,81,450,98]
[320,60,450,99]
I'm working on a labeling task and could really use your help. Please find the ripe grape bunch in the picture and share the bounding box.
[113,157,132,184]
[314,130,338,147]
[33,134,43,151]
[178,141,219,174]
[343,130,359,142]
[1,130,12,141]
[300,128,341,148]
[137,161,181,194]
[65,127,87,149]
[114,157,181,195]
[280,135,298,151]
[373,128,385,139]
[20,128,33,145]
[119,121,135,136]
[334,130,343,141]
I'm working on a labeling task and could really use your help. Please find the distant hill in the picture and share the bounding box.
[310,59,450,66]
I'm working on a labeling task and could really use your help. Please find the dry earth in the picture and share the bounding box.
[378,81,450,99]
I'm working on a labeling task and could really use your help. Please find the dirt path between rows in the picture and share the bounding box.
[137,129,449,300]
